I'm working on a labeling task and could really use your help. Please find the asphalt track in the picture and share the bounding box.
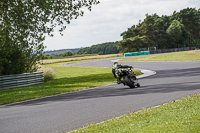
[0,57,200,133]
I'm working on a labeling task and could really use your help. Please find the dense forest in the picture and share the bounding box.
[119,8,200,52]
[77,41,120,55]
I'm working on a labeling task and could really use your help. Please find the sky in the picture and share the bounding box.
[43,0,200,51]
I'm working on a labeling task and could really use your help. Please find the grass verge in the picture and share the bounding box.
[69,94,200,133]
[0,66,142,105]
[121,50,200,62]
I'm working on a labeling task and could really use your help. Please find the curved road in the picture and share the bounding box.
[0,57,200,133]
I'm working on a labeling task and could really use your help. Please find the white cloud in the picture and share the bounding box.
[44,0,200,50]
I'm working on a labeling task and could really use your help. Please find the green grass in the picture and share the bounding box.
[0,66,142,105]
[121,50,200,62]
[69,94,200,133]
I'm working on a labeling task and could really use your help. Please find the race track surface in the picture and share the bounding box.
[1,57,200,133]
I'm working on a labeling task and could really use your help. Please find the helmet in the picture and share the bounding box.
[114,62,119,65]
[111,60,119,64]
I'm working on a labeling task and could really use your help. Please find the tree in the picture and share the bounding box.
[98,51,103,55]
[118,36,147,53]
[61,51,73,57]
[120,25,140,40]
[77,42,119,55]
[152,15,171,49]
[139,14,160,48]
[120,8,199,51]
[166,20,182,48]
[172,8,200,46]
[166,20,188,48]
[0,0,100,75]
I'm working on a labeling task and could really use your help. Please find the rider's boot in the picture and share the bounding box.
[117,78,121,84]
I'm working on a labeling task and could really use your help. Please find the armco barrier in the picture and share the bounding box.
[0,71,44,90]
[124,53,132,57]
[137,51,144,55]
[143,51,150,55]
[124,47,196,57]
[124,51,150,57]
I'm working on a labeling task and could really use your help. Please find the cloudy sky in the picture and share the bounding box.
[43,0,200,51]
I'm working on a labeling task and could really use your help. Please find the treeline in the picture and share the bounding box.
[42,51,75,59]
[77,41,120,55]
[44,48,80,56]
[43,48,80,59]
[119,8,200,52]
[42,42,120,59]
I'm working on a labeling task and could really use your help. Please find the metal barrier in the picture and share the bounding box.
[0,71,44,90]
[124,51,150,57]
[150,47,196,54]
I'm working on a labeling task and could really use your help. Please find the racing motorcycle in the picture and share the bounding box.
[117,67,140,88]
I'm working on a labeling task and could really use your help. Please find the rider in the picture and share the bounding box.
[112,61,133,84]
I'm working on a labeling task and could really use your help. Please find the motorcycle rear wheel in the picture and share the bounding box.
[124,76,135,88]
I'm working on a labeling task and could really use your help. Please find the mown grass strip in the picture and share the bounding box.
[0,66,142,105]
[121,50,200,62]
[69,94,200,133]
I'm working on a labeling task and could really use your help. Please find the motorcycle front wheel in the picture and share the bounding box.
[137,83,140,87]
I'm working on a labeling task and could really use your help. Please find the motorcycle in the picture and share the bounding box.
[117,67,140,88]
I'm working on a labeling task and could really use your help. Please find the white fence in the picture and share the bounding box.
[0,71,44,90]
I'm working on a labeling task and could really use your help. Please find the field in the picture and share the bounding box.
[121,50,200,62]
